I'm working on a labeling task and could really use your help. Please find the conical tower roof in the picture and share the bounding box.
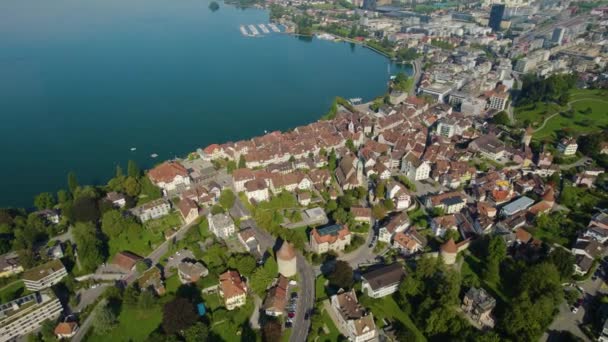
[277,241,296,261]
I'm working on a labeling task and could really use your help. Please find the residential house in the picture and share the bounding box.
[244,178,270,202]
[351,207,372,225]
[386,181,412,210]
[112,251,143,273]
[0,252,23,278]
[401,153,431,180]
[238,226,261,257]
[330,289,377,342]
[431,215,458,238]
[148,161,191,194]
[425,191,467,214]
[178,198,199,224]
[310,224,352,254]
[361,263,406,298]
[106,192,126,208]
[22,260,68,291]
[138,267,166,295]
[557,137,578,156]
[263,275,289,317]
[178,261,209,284]
[297,192,311,206]
[208,213,236,239]
[469,135,506,161]
[0,291,63,342]
[54,322,78,340]
[393,228,427,255]
[219,270,248,310]
[379,212,410,243]
[35,209,61,225]
[232,169,256,193]
[461,287,496,329]
[130,199,171,222]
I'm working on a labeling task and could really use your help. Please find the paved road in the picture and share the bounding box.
[74,284,110,313]
[542,276,606,341]
[339,226,377,269]
[408,58,423,97]
[72,298,106,342]
[243,207,314,342]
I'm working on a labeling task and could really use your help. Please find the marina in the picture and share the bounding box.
[268,23,281,33]
[239,23,282,37]
[258,23,270,34]
[248,24,259,36]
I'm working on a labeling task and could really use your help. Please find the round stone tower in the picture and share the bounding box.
[277,241,297,278]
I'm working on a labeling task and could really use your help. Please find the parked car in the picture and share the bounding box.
[288,312,295,318]
[571,306,579,314]
[291,292,298,299]
[285,321,292,328]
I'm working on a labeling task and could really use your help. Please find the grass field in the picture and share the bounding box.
[515,89,608,142]
[359,295,426,342]
[107,228,164,258]
[88,305,163,342]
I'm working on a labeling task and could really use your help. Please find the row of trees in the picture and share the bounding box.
[517,73,577,106]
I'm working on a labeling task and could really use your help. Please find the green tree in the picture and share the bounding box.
[135,260,149,273]
[67,171,79,194]
[327,260,353,289]
[69,196,100,223]
[491,111,510,126]
[219,189,236,209]
[94,303,117,334]
[375,181,386,199]
[328,150,337,172]
[57,190,70,205]
[73,222,106,272]
[127,160,140,178]
[101,210,124,238]
[183,322,209,342]
[123,177,141,197]
[372,204,386,220]
[238,155,247,168]
[228,254,257,277]
[547,247,575,281]
[162,297,198,335]
[34,192,56,211]
[138,290,156,310]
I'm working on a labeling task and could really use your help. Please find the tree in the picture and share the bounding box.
[547,248,575,281]
[226,160,237,174]
[228,254,257,277]
[73,222,106,273]
[372,204,386,220]
[327,260,353,289]
[262,319,282,342]
[375,182,386,199]
[345,139,356,153]
[34,192,56,211]
[482,236,507,284]
[138,290,156,310]
[328,150,337,172]
[94,303,117,334]
[127,160,140,178]
[57,190,70,204]
[162,297,198,335]
[135,260,149,273]
[238,155,246,168]
[219,189,236,209]
[101,210,124,238]
[183,322,209,342]
[39,319,56,342]
[123,177,141,197]
[123,285,140,307]
[67,172,79,194]
[491,111,510,126]
[69,196,100,223]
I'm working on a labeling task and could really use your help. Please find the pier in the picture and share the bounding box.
[240,25,249,36]
[258,23,270,34]
[248,24,259,36]
[268,23,281,33]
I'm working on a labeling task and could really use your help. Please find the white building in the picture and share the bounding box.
[147,161,191,194]
[130,199,171,222]
[208,213,236,239]
[379,212,410,243]
[330,289,377,342]
[244,178,270,202]
[401,153,431,181]
[0,291,63,342]
[361,264,405,298]
[22,259,67,291]
[557,138,578,156]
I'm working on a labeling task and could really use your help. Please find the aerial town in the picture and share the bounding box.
[1,0,608,341]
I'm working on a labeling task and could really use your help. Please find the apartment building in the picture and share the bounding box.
[22,259,67,291]
[0,290,63,342]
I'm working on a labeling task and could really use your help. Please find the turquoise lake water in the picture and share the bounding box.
[0,0,411,207]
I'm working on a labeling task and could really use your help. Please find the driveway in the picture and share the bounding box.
[338,226,378,269]
[71,298,107,342]
[74,284,110,313]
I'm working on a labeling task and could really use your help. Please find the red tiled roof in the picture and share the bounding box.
[148,162,188,183]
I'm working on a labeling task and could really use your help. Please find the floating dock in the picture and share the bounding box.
[258,23,270,34]
[268,23,281,32]
[240,25,249,36]
[248,24,259,36]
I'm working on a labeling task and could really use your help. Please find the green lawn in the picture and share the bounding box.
[145,211,183,233]
[107,228,164,259]
[315,276,328,301]
[164,275,181,295]
[208,297,255,342]
[462,253,509,304]
[87,305,163,342]
[0,280,27,303]
[359,295,426,342]
[516,89,608,142]
[315,308,342,342]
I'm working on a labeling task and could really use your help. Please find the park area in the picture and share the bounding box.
[515,89,608,142]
